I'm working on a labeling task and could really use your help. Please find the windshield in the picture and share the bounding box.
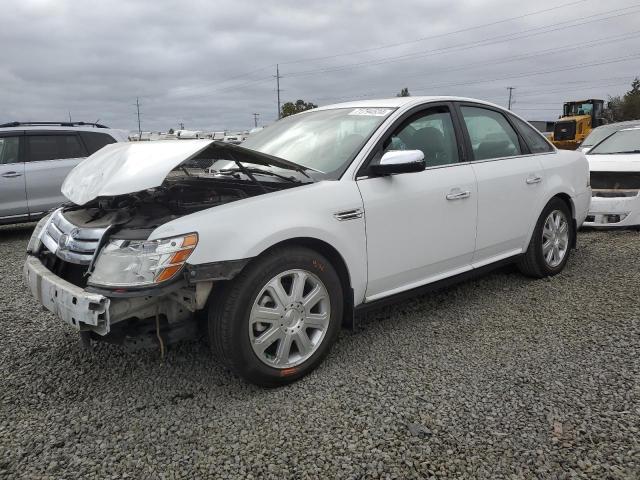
[241,107,394,179]
[564,102,593,116]
[588,129,640,155]
[581,126,617,147]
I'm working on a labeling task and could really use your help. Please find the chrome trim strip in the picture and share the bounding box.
[334,208,364,221]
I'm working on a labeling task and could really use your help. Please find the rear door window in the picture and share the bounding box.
[460,106,522,160]
[27,134,87,161]
[0,137,20,164]
[80,131,117,154]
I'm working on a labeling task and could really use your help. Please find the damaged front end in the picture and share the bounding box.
[24,140,313,349]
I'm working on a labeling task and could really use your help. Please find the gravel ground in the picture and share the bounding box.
[0,223,639,479]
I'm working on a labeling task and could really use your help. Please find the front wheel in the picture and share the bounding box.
[517,198,574,278]
[209,246,343,387]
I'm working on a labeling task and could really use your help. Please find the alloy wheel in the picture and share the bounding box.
[542,209,569,268]
[249,269,331,368]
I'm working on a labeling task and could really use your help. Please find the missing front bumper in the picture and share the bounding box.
[24,255,111,334]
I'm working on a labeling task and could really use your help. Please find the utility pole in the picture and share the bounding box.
[134,97,142,136]
[252,113,260,128]
[68,111,72,123]
[275,64,281,120]
[507,87,515,110]
[179,122,185,130]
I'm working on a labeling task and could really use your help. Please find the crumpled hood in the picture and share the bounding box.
[587,153,640,173]
[62,139,307,205]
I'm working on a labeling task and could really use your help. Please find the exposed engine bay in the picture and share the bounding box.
[61,173,284,239]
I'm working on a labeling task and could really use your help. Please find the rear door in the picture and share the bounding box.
[24,131,88,216]
[455,103,547,266]
[0,132,28,222]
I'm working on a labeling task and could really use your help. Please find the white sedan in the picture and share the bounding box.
[584,126,640,227]
[24,96,591,386]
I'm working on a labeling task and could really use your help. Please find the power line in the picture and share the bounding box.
[409,54,640,93]
[157,1,613,101]
[170,27,639,104]
[283,5,640,78]
[171,75,274,99]
[154,4,637,103]
[313,56,639,104]
[279,0,590,65]
[515,78,635,97]
[395,30,640,84]
[168,64,275,98]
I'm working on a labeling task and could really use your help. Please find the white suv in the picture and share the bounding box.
[0,122,128,225]
[24,97,591,386]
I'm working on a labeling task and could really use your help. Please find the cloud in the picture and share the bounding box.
[0,0,638,131]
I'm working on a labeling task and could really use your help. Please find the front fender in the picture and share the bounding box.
[149,180,368,303]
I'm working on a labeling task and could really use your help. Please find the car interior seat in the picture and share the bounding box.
[408,127,447,166]
[475,140,513,160]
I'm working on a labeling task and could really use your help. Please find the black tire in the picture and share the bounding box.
[517,197,574,278]
[208,246,343,387]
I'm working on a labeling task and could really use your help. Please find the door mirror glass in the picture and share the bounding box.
[370,150,425,176]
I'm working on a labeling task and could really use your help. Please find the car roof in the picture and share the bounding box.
[316,96,506,110]
[593,120,640,130]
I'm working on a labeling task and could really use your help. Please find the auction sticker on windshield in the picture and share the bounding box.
[348,108,393,116]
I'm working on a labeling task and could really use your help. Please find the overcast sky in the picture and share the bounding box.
[1,0,639,132]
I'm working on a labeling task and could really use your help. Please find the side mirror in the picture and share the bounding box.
[369,150,426,176]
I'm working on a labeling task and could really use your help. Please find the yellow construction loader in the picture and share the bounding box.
[550,99,606,150]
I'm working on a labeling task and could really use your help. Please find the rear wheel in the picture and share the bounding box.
[209,246,343,387]
[517,198,573,278]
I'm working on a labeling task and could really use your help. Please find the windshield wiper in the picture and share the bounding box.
[219,166,303,183]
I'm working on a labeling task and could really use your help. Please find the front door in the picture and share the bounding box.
[357,105,478,301]
[0,134,28,221]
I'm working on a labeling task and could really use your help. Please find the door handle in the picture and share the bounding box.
[446,189,471,200]
[526,175,542,184]
[1,171,23,178]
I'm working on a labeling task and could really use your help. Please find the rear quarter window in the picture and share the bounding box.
[27,134,87,161]
[510,116,554,154]
[79,131,117,155]
[0,137,20,164]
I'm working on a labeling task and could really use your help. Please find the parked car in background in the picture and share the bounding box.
[577,120,640,153]
[222,133,243,144]
[0,122,128,225]
[24,97,590,386]
[584,126,640,227]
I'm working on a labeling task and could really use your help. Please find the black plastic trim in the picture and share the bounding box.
[185,258,251,283]
[85,278,185,298]
[355,254,522,316]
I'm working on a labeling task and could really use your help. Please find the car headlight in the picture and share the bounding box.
[26,212,54,254]
[88,233,198,288]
